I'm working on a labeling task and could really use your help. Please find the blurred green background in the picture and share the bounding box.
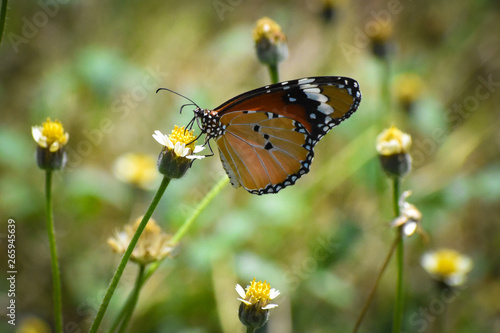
[1,0,500,332]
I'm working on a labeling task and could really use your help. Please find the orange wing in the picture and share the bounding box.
[216,111,314,194]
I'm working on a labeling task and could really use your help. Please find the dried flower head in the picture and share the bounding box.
[376,125,412,177]
[113,153,159,190]
[253,17,289,66]
[391,191,423,237]
[236,278,280,329]
[108,217,176,265]
[32,118,69,170]
[153,126,204,178]
[421,249,473,287]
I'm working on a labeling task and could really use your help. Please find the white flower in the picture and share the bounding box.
[32,118,69,152]
[391,191,422,237]
[421,249,473,286]
[236,279,280,310]
[153,129,205,160]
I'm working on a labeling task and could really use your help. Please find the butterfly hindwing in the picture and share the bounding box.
[216,110,314,195]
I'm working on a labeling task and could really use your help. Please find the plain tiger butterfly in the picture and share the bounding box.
[161,76,361,195]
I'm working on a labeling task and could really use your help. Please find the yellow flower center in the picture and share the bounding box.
[395,73,424,103]
[376,125,412,155]
[434,249,463,276]
[245,278,272,306]
[253,17,286,43]
[42,118,68,147]
[114,154,158,189]
[168,126,196,152]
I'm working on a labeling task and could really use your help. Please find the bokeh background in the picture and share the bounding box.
[1,0,500,332]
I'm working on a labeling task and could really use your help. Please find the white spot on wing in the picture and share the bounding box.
[303,87,321,94]
[317,103,334,115]
[298,78,315,84]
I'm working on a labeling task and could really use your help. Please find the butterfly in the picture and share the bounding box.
[162,76,361,195]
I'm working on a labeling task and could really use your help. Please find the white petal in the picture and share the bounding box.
[181,146,191,157]
[403,221,417,236]
[32,126,42,141]
[262,303,279,310]
[185,154,205,160]
[235,284,247,299]
[446,274,465,287]
[238,298,252,305]
[421,253,438,272]
[173,142,186,156]
[193,145,205,154]
[49,141,60,152]
[269,289,280,299]
[391,216,407,228]
[457,257,473,274]
[152,131,167,145]
[153,130,174,149]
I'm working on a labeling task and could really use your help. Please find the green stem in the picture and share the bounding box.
[352,235,399,333]
[116,265,145,333]
[246,327,256,333]
[0,0,8,45]
[267,63,279,84]
[45,170,63,333]
[171,176,228,244]
[392,177,404,333]
[107,263,160,333]
[89,176,171,333]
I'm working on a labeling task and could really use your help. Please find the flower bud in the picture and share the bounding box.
[32,118,69,170]
[376,126,412,178]
[153,127,204,179]
[236,278,280,329]
[253,17,289,66]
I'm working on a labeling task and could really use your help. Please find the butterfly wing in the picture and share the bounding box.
[213,76,361,195]
[216,110,314,194]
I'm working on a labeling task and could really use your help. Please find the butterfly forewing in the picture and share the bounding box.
[202,76,361,195]
[214,76,361,140]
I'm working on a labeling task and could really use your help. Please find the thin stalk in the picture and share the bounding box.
[246,327,256,333]
[116,265,145,333]
[267,63,279,84]
[352,235,400,333]
[171,176,228,244]
[45,170,63,333]
[107,263,160,333]
[89,176,171,333]
[392,177,404,333]
[0,0,8,45]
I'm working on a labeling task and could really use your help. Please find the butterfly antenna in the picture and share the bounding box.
[156,88,201,112]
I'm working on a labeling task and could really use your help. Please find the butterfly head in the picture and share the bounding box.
[193,108,225,141]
